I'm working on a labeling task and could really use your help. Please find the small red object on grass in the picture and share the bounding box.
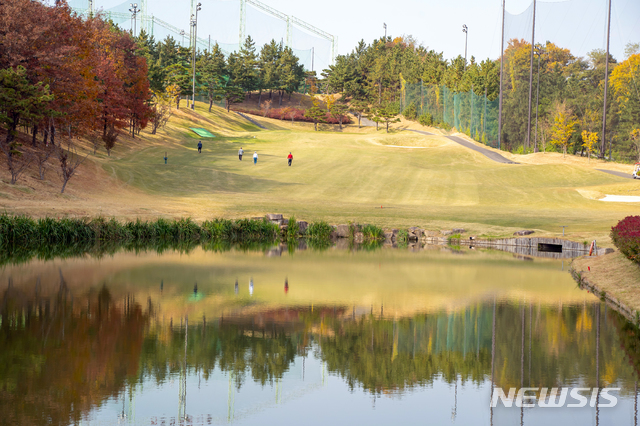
[588,267,591,271]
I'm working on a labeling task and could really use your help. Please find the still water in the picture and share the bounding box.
[1,246,639,426]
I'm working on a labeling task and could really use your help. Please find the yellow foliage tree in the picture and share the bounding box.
[549,103,578,158]
[581,130,599,163]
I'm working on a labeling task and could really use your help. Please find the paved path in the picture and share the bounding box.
[596,169,633,179]
[235,111,267,129]
[406,130,518,164]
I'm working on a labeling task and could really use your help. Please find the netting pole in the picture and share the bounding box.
[600,0,612,158]
[420,80,423,115]
[534,51,541,151]
[286,17,291,48]
[239,0,246,50]
[497,0,505,150]
[484,87,487,144]
[470,84,474,138]
[526,0,537,152]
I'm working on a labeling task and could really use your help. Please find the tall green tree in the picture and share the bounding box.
[197,44,227,112]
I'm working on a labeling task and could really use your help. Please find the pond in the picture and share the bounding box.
[1,246,639,425]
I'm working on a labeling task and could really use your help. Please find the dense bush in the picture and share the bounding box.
[403,102,417,121]
[233,107,351,125]
[611,216,640,264]
[418,113,433,127]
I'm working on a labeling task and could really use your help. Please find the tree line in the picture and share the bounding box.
[136,32,307,116]
[322,36,640,161]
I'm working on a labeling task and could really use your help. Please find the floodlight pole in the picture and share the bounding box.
[526,0,536,152]
[383,23,387,39]
[497,0,505,150]
[601,0,612,158]
[191,3,202,110]
[462,24,468,68]
[129,3,138,35]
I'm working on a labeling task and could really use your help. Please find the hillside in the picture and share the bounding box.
[0,100,638,245]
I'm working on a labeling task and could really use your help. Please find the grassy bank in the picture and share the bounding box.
[571,252,640,321]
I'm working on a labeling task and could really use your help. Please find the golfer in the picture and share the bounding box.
[287,152,293,166]
[253,151,258,164]
[197,141,202,153]
[238,147,243,161]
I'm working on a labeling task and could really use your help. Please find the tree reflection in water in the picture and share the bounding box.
[3,285,640,425]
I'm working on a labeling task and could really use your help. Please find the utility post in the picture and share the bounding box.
[383,23,387,39]
[191,3,202,110]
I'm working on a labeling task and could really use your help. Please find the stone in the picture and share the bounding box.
[424,230,439,237]
[604,248,615,254]
[297,221,309,234]
[266,213,283,222]
[408,227,421,237]
[384,231,394,242]
[354,232,364,244]
[452,228,466,234]
[336,224,350,238]
[513,230,535,236]
[441,230,453,236]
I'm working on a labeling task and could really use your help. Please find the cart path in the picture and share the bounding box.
[235,111,267,130]
[596,169,633,179]
[406,130,518,164]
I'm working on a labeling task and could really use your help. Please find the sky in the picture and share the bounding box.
[73,0,640,71]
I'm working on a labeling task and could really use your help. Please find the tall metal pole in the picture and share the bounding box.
[601,0,612,157]
[497,0,505,150]
[462,25,468,68]
[129,3,138,35]
[311,47,314,72]
[526,0,536,152]
[191,3,201,110]
[383,23,387,39]
[534,47,541,151]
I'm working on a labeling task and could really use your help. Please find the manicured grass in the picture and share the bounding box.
[102,102,639,243]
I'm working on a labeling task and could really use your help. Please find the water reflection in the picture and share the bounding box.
[1,249,640,425]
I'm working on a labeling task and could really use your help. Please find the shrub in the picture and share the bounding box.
[418,113,433,127]
[403,102,417,121]
[611,216,640,264]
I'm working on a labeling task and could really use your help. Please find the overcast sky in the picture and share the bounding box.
[85,0,639,70]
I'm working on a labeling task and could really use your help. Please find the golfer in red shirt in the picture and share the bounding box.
[287,152,293,166]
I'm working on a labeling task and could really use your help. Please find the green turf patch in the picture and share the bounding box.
[190,128,216,138]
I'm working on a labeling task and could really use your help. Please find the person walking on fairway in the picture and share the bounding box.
[238,147,243,161]
[197,141,202,153]
[287,152,293,166]
[253,151,258,164]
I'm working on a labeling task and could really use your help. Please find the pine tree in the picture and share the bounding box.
[198,43,227,112]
